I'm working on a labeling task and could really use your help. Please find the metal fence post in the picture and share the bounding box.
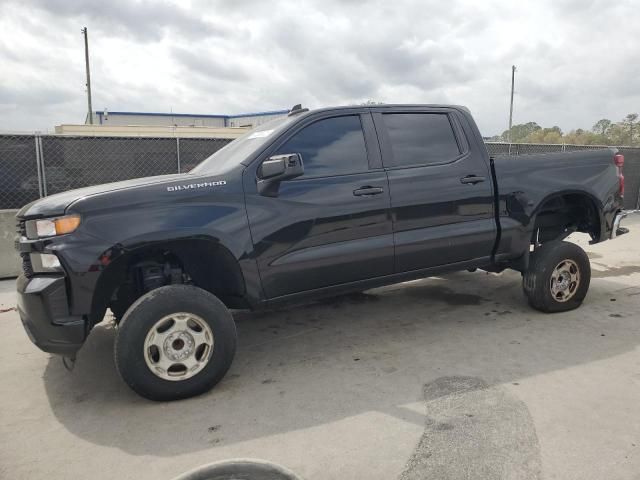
[38,135,47,196]
[176,137,181,173]
[34,133,44,198]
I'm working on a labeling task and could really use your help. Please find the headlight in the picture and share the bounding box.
[34,215,81,238]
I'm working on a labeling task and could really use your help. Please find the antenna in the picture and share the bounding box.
[288,104,309,116]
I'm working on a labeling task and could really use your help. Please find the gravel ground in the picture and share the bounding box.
[0,215,639,480]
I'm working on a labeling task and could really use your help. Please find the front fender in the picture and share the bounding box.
[61,177,259,315]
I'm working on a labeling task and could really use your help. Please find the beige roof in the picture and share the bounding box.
[54,124,248,138]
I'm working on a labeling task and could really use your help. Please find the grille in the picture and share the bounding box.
[21,253,34,278]
[17,219,26,237]
[16,220,33,278]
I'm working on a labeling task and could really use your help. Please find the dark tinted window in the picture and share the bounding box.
[192,115,297,174]
[382,113,461,167]
[276,115,368,177]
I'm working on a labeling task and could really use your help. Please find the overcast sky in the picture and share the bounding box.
[0,0,638,135]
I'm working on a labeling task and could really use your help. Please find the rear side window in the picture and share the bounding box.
[275,115,369,178]
[382,113,461,167]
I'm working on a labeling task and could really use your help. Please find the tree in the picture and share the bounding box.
[523,126,563,144]
[542,131,563,143]
[607,123,627,145]
[592,119,612,136]
[622,113,639,145]
[491,114,640,146]
[501,122,541,142]
[564,129,601,145]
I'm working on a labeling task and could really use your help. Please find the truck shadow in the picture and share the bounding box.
[42,268,640,459]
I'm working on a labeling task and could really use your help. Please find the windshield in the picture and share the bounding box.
[190,115,297,174]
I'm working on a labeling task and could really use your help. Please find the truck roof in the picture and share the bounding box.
[292,104,470,116]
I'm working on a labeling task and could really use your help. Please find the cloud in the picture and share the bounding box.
[0,0,638,134]
[25,0,230,42]
[170,46,251,82]
[0,85,76,107]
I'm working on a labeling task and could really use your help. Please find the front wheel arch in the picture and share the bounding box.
[89,238,247,325]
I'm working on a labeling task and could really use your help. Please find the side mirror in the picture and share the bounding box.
[257,153,304,196]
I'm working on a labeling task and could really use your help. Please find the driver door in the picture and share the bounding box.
[243,111,393,299]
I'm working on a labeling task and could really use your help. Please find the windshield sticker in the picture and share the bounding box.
[167,180,226,192]
[248,129,274,139]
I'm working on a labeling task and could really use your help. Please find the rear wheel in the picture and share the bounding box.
[523,241,591,313]
[114,285,236,401]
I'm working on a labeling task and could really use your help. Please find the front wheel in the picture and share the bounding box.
[523,241,591,313]
[114,285,237,401]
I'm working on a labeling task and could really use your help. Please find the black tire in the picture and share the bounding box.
[114,285,236,401]
[523,240,591,313]
[172,459,302,480]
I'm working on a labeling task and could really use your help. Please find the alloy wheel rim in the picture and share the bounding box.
[143,312,214,381]
[549,259,581,303]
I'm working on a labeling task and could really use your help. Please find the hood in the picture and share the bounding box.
[17,173,190,218]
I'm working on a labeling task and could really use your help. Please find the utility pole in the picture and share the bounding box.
[81,27,93,125]
[508,65,516,142]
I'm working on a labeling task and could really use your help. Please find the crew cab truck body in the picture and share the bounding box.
[15,104,628,400]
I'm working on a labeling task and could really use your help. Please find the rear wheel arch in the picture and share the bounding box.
[530,191,602,244]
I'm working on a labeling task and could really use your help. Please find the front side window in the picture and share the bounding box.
[275,115,369,178]
[382,113,461,167]
[191,115,297,174]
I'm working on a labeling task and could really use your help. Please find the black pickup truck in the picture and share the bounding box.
[15,104,628,400]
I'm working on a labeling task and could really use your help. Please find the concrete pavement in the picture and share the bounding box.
[0,215,639,479]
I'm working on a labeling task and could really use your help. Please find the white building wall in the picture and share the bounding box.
[86,111,289,128]
[98,114,226,127]
[226,113,288,128]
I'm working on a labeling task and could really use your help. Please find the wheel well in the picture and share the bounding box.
[90,239,247,324]
[532,193,600,245]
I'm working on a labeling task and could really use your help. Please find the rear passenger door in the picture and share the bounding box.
[244,111,394,299]
[372,108,495,272]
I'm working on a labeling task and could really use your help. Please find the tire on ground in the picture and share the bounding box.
[114,284,236,401]
[523,240,591,313]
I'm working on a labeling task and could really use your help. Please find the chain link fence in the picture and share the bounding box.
[0,135,41,209]
[41,136,179,196]
[485,142,612,155]
[1,135,638,210]
[618,148,640,210]
[0,135,231,209]
[176,137,230,173]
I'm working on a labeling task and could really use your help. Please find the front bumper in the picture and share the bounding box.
[610,211,629,239]
[16,274,86,356]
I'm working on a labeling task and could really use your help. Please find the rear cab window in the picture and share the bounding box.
[381,113,462,168]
